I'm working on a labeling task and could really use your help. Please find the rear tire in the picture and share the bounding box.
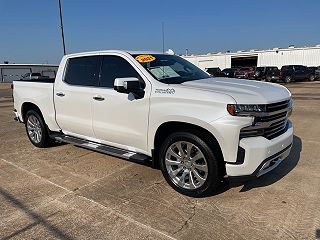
[25,110,51,148]
[284,76,292,83]
[159,132,221,197]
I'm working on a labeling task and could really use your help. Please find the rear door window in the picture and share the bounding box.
[99,55,143,88]
[300,66,307,71]
[294,65,304,71]
[64,56,101,86]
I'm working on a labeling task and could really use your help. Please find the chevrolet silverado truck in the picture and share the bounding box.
[13,50,293,197]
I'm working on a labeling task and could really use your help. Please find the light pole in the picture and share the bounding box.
[58,0,66,55]
[162,22,165,53]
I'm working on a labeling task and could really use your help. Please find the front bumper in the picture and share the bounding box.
[226,120,293,180]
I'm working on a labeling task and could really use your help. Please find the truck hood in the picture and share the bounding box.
[180,77,291,104]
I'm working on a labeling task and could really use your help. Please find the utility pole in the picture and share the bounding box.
[162,22,165,53]
[58,0,66,55]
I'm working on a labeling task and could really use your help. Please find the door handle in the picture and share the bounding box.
[93,95,105,101]
[56,92,65,97]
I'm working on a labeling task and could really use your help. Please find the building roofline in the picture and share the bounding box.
[182,44,320,57]
[0,64,58,67]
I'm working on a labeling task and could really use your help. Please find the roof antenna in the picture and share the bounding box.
[162,22,165,53]
[58,0,66,55]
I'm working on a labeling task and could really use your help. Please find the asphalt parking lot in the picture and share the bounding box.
[0,82,319,240]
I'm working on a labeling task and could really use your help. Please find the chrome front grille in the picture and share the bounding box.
[240,99,291,140]
[266,100,291,112]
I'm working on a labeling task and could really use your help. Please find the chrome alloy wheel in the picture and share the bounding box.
[165,141,208,190]
[26,114,42,144]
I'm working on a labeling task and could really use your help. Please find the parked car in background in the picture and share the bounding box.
[307,66,318,72]
[205,67,225,77]
[280,65,315,83]
[20,72,49,80]
[222,68,239,78]
[234,67,255,79]
[254,66,280,82]
[307,67,320,80]
[314,67,320,79]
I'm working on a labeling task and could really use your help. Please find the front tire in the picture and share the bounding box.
[159,132,221,197]
[25,110,51,148]
[309,74,315,81]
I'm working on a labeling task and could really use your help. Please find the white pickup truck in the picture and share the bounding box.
[13,50,293,196]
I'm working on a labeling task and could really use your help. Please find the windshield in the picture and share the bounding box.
[267,67,278,72]
[131,54,210,84]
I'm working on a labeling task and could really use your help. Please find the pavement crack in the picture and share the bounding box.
[173,200,197,235]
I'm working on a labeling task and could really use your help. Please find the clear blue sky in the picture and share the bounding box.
[0,0,319,64]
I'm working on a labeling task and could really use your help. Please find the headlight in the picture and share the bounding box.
[227,104,266,116]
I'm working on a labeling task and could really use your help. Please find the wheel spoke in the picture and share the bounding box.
[189,171,196,189]
[193,163,208,173]
[192,169,205,184]
[34,131,38,142]
[165,158,181,166]
[191,152,203,162]
[30,116,37,124]
[171,166,183,176]
[27,119,35,128]
[167,147,182,160]
[37,131,40,142]
[186,143,192,159]
[29,131,35,137]
[38,130,42,141]
[179,170,188,185]
[176,142,185,157]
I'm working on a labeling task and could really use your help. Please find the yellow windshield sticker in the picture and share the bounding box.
[135,55,156,63]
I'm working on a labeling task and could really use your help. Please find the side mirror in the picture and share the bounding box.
[114,77,144,98]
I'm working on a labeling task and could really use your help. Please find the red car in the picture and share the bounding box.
[234,67,255,79]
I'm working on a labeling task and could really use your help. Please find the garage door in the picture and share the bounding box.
[42,70,56,78]
[231,56,258,68]
[1,68,31,82]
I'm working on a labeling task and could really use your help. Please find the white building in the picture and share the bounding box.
[182,45,320,70]
[0,64,58,82]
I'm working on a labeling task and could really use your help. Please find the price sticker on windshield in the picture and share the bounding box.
[135,55,156,63]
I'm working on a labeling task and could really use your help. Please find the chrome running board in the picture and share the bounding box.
[50,133,150,163]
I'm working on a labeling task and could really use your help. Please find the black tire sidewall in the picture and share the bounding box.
[25,110,49,148]
[309,75,315,81]
[159,132,220,197]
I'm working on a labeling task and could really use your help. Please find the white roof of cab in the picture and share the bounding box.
[64,50,164,58]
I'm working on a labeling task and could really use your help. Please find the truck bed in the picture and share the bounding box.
[17,78,55,83]
[13,80,59,131]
